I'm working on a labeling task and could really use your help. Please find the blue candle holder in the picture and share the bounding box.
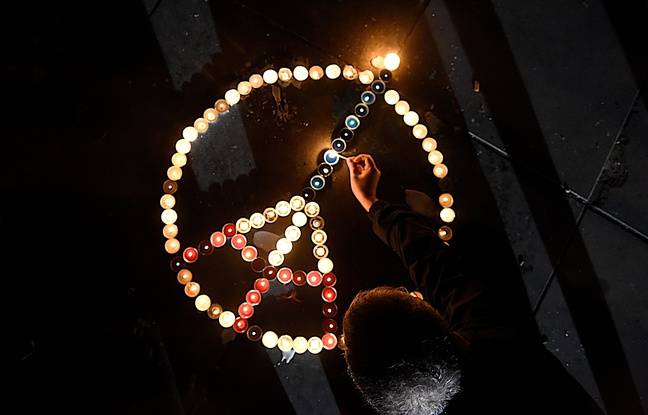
[361,91,376,105]
[323,149,340,165]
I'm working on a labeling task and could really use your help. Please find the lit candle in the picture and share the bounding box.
[163,180,178,194]
[276,238,293,254]
[251,257,266,273]
[237,81,252,95]
[224,89,240,105]
[371,55,385,69]
[307,337,323,354]
[233,317,248,333]
[322,333,338,350]
[247,325,263,341]
[278,335,293,352]
[313,245,329,259]
[433,163,448,178]
[278,67,293,82]
[309,216,325,230]
[177,269,192,285]
[292,270,306,286]
[268,250,284,266]
[276,201,291,217]
[412,124,428,139]
[322,286,337,303]
[318,257,334,274]
[160,194,175,209]
[250,212,266,229]
[438,225,453,241]
[198,240,214,255]
[332,138,347,152]
[361,91,376,105]
[293,336,308,354]
[238,302,254,319]
[345,115,360,130]
[215,99,229,113]
[403,111,420,126]
[440,207,456,223]
[293,65,309,81]
[394,100,410,115]
[354,103,369,118]
[167,165,183,181]
[171,152,187,167]
[371,80,386,94]
[262,331,279,348]
[304,202,320,217]
[249,74,264,88]
[384,89,400,105]
[246,289,261,305]
[340,128,354,141]
[322,303,338,318]
[310,174,326,189]
[422,137,437,152]
[359,70,374,85]
[254,278,270,293]
[290,195,306,211]
[323,150,339,166]
[263,265,277,279]
[193,118,208,133]
[292,212,308,227]
[195,294,211,311]
[182,126,198,142]
[325,64,341,79]
[184,282,200,297]
[222,223,237,238]
[208,303,222,319]
[236,218,251,234]
[231,234,247,250]
[182,247,198,263]
[302,187,316,201]
[342,65,358,80]
[379,69,392,81]
[170,257,184,272]
[203,108,218,123]
[263,69,278,84]
[309,65,324,80]
[384,52,401,71]
[210,231,226,248]
[439,193,454,207]
[163,223,178,239]
[323,272,337,286]
[311,230,327,245]
[322,318,338,333]
[285,225,301,242]
[307,271,323,287]
[241,245,258,262]
[165,238,180,254]
[428,150,443,165]
[263,207,278,223]
[219,311,235,328]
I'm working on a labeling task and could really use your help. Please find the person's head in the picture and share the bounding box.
[342,286,462,415]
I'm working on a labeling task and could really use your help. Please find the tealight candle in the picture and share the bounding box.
[323,150,339,166]
[222,223,236,237]
[163,180,178,194]
[325,64,341,79]
[198,240,214,255]
[307,337,323,354]
[345,115,360,130]
[208,303,222,319]
[165,238,180,254]
[370,80,386,94]
[293,65,309,81]
[310,174,326,189]
[249,74,264,88]
[440,207,456,223]
[238,302,254,319]
[268,250,285,266]
[219,311,235,328]
[263,207,278,223]
[215,99,229,113]
[263,265,277,279]
[309,65,324,80]
[354,103,369,118]
[307,271,323,287]
[231,234,247,250]
[422,137,437,152]
[237,81,252,95]
[289,195,305,211]
[163,223,178,239]
[322,318,338,333]
[276,201,291,217]
[413,124,428,139]
[309,216,325,230]
[254,278,270,293]
[210,231,226,248]
[247,325,263,341]
[342,65,358,80]
[433,163,448,178]
[322,303,338,318]
[428,150,443,165]
[203,108,218,122]
[318,257,334,274]
[246,290,261,306]
[277,267,293,284]
[177,269,192,285]
[313,245,329,259]
[359,70,374,85]
[183,247,198,263]
[263,69,278,84]
[439,193,454,207]
[304,202,320,217]
[262,331,279,348]
[285,225,301,242]
[379,69,392,81]
[438,225,453,241]
[322,333,338,350]
[182,126,198,142]
[323,272,336,286]
[340,128,354,141]
[225,89,240,105]
[250,212,265,229]
[195,294,211,311]
[278,67,293,82]
[321,286,337,303]
[292,212,308,227]
[292,270,307,286]
[276,237,293,254]
[384,52,401,71]
[193,118,208,133]
[371,55,385,69]
[251,258,266,273]
[317,163,333,177]
[171,152,187,167]
[403,111,420,126]
[302,187,316,201]
[293,336,308,354]
[241,246,258,262]
[332,138,347,152]
[160,194,175,209]
[167,166,183,181]
[233,317,248,333]
[236,217,252,233]
[395,100,410,115]
[184,282,200,297]
[361,91,376,105]
[311,230,327,245]
[170,257,184,272]
[384,89,400,105]
[278,335,293,352]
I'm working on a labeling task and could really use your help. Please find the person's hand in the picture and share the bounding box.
[346,154,381,212]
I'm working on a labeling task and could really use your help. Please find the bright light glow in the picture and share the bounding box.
[428,150,443,165]
[413,124,428,139]
[249,74,264,88]
[262,331,279,348]
[184,282,200,297]
[268,250,285,266]
[250,212,265,229]
[325,64,341,79]
[195,294,211,311]
[324,149,340,165]
[276,201,291,217]
[171,152,187,167]
[278,67,292,82]
[292,211,308,227]
[304,202,320,217]
[167,166,182,181]
[307,337,323,354]
[384,52,401,71]
[384,90,400,105]
[293,65,309,81]
[183,126,198,142]
[394,100,410,116]
[322,333,338,350]
[194,118,208,133]
[161,209,177,225]
[241,246,257,262]
[285,225,301,242]
[311,230,327,245]
[293,336,308,354]
[225,89,240,105]
[403,111,420,126]
[165,238,180,254]
[318,257,334,274]
[309,65,324,80]
[236,218,251,233]
[263,69,278,84]
[439,193,454,208]
[163,224,178,239]
[440,207,456,223]
[277,267,293,284]
[276,238,293,255]
[438,225,453,241]
[160,194,175,209]
[290,195,306,211]
[219,311,235,328]
[313,245,328,259]
[175,139,191,154]
[215,99,229,113]
[177,269,192,285]
[237,81,252,95]
[203,108,218,122]
[263,207,278,223]
[277,335,294,352]
[343,65,358,80]
[422,137,437,152]
[371,55,385,69]
[433,163,448,178]
[359,70,374,85]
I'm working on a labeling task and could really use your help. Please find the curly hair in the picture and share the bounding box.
[343,286,461,414]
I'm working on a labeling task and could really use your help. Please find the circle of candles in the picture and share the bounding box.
[438,226,453,241]
[322,303,338,318]
[160,194,176,209]
[371,80,386,94]
[322,318,338,332]
[276,201,292,217]
[342,65,358,80]
[170,256,184,272]
[313,245,329,259]
[361,91,376,105]
[219,311,235,328]
[262,331,279,348]
[183,126,198,141]
[413,124,428,139]
[395,100,410,115]
[379,69,392,81]
[163,179,178,194]
[184,282,200,297]
[317,163,333,177]
[309,65,324,80]
[165,239,180,254]
[292,212,308,227]
[428,150,443,165]
[309,216,325,230]
[332,138,346,152]
[422,137,437,152]
[204,108,218,122]
[404,111,420,126]
[241,245,258,262]
[254,277,270,293]
[310,174,326,189]
[249,212,265,228]
[290,195,306,211]
[322,333,338,350]
[175,139,191,154]
[277,267,292,284]
[384,52,400,70]
[278,335,294,352]
[167,166,183,181]
[302,187,316,201]
[237,81,252,95]
[215,99,229,113]
[318,257,334,274]
[323,150,339,166]
[163,224,178,239]
[293,65,309,81]
[433,163,448,178]
[358,70,374,84]
[268,250,285,266]
[285,225,301,242]
[247,325,263,341]
[249,74,264,88]
[340,128,354,141]
[263,266,278,279]
[198,240,214,255]
[323,272,337,287]
[210,231,226,248]
[225,89,240,105]
[384,89,399,105]
[193,118,208,132]
[354,103,369,118]
[251,258,266,273]
[322,287,338,303]
[278,67,293,82]
[161,209,178,225]
[292,270,307,286]
[183,247,199,263]
[311,230,327,245]
[177,269,192,285]
[307,337,323,354]
[222,223,236,237]
[233,317,249,333]
[236,218,252,233]
[231,234,247,250]
[276,237,293,254]
[440,207,456,223]
[263,207,279,223]
[246,289,261,305]
[345,115,360,130]
[304,202,320,217]
[293,336,308,353]
[439,193,454,208]
[263,69,278,84]
[371,55,385,69]
[325,64,341,79]
[238,302,254,319]
[195,294,211,311]
[208,303,223,319]
[307,271,323,287]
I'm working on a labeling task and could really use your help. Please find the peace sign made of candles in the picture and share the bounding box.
[159,53,456,354]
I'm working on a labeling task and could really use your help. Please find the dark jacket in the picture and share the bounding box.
[368,199,604,414]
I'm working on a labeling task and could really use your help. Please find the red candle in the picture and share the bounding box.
[277,267,293,284]
[251,258,266,273]
[292,270,307,286]
[246,289,261,305]
[263,266,277,280]
[241,245,257,261]
[322,319,338,333]
[254,278,270,293]
[321,287,337,303]
[322,303,338,318]
[231,234,247,250]
[182,247,198,263]
[307,271,323,287]
[222,223,236,237]
[210,231,226,248]
[238,302,254,319]
[323,272,337,287]
[322,333,338,350]
[233,317,248,333]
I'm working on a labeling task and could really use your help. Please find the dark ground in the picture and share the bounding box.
[4,0,647,414]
